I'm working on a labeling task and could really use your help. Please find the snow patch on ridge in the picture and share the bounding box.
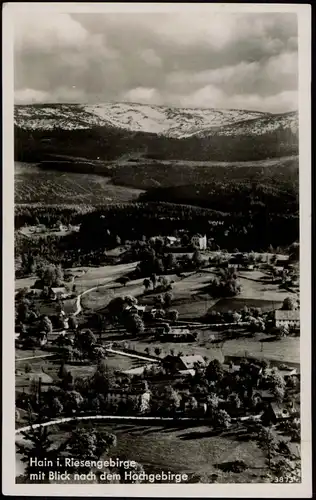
[14,102,297,138]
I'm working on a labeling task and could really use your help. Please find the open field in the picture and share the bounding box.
[16,263,296,319]
[15,275,38,291]
[166,296,219,319]
[15,260,300,367]
[15,162,144,204]
[71,263,137,292]
[16,420,267,483]
[98,422,267,482]
[100,332,300,364]
[211,298,282,313]
[80,269,218,314]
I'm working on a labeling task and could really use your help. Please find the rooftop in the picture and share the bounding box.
[270,402,291,417]
[254,389,274,400]
[275,310,300,320]
[51,287,69,294]
[29,372,54,384]
[125,304,147,312]
[180,354,206,369]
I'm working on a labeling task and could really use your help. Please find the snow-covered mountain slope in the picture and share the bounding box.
[14,101,294,139]
[195,111,298,138]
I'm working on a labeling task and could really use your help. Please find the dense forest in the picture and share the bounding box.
[139,180,299,215]
[15,169,299,268]
[110,157,298,190]
[76,200,298,252]
[15,124,298,164]
[14,204,94,229]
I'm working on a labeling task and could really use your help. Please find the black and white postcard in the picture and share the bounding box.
[2,2,312,497]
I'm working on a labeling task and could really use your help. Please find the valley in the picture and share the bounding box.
[14,101,301,486]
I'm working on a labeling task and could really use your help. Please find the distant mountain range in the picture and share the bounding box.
[15,101,298,138]
[15,102,298,164]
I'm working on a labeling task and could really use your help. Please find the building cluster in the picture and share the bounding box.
[150,233,209,250]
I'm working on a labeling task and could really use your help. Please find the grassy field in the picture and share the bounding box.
[16,421,268,483]
[15,162,144,204]
[100,331,300,364]
[211,298,282,313]
[15,261,300,367]
[99,422,267,483]
[72,263,137,292]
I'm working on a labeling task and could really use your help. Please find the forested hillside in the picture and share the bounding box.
[15,121,298,164]
[140,179,299,214]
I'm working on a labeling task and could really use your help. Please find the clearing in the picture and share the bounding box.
[16,421,268,483]
[14,162,144,205]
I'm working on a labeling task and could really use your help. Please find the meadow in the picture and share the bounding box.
[15,163,144,205]
[16,420,268,484]
[15,258,300,369]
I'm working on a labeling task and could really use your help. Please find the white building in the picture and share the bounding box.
[191,234,207,250]
[50,287,71,301]
[275,310,300,329]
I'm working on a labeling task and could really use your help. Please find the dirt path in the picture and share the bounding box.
[105,347,160,364]
[15,414,200,435]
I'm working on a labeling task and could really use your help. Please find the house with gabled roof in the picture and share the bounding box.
[275,309,300,328]
[163,354,206,375]
[50,287,71,301]
[262,400,299,425]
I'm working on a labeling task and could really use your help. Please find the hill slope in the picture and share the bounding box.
[15,102,271,138]
[14,102,298,163]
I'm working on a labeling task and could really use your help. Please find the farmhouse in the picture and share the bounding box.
[159,327,197,342]
[262,401,299,424]
[50,287,71,301]
[124,304,147,316]
[163,354,206,375]
[106,389,151,407]
[223,358,262,383]
[265,365,298,380]
[191,234,207,250]
[275,310,300,329]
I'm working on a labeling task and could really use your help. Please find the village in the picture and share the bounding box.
[10,5,308,487]
[15,233,300,443]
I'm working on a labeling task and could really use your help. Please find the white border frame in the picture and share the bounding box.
[2,3,312,497]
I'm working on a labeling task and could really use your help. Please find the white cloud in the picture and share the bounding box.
[129,12,295,50]
[166,61,260,90]
[139,49,162,67]
[15,88,50,104]
[14,13,88,53]
[173,88,298,113]
[13,12,298,113]
[265,51,298,78]
[175,85,226,109]
[121,87,162,104]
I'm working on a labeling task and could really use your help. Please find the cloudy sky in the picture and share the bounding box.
[14,11,298,112]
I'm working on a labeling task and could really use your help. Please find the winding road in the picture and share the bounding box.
[15,411,263,436]
[15,414,198,435]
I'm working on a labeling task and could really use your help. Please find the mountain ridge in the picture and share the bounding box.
[14,101,298,139]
